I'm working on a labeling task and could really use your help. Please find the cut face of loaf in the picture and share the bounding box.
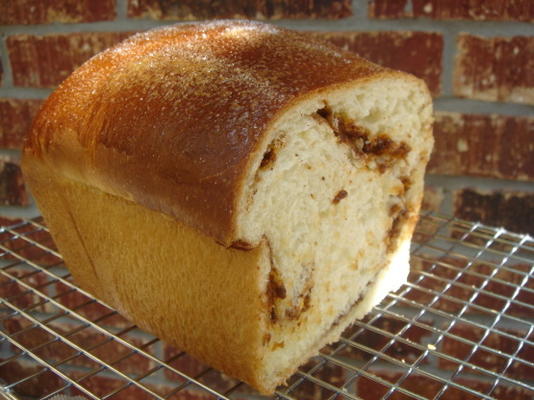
[22,21,433,395]
[235,78,432,388]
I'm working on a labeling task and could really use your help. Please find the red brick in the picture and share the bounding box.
[335,317,433,364]
[0,0,116,24]
[3,317,54,350]
[3,317,158,387]
[0,98,44,149]
[440,324,534,380]
[356,372,442,399]
[164,344,206,379]
[470,263,533,317]
[128,0,352,20]
[7,32,131,88]
[454,34,534,105]
[429,112,534,181]
[0,359,64,397]
[368,0,410,19]
[449,380,533,400]
[3,319,87,383]
[163,344,244,394]
[317,31,442,96]
[55,281,132,328]
[0,215,21,230]
[70,373,215,399]
[0,267,50,311]
[369,0,534,22]
[164,388,217,400]
[70,373,155,399]
[409,257,534,317]
[64,324,153,375]
[0,157,28,206]
[287,360,346,400]
[14,319,155,376]
[355,370,532,400]
[0,216,62,266]
[454,189,534,235]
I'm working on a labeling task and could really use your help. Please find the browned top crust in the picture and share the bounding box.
[23,20,391,245]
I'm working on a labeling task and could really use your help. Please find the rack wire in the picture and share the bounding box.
[0,212,532,399]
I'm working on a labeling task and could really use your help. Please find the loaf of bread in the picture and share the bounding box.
[22,21,433,394]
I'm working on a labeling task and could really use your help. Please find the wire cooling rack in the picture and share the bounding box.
[0,212,532,400]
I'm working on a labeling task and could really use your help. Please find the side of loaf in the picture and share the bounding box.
[22,21,433,394]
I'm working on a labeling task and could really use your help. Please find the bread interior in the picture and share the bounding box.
[236,77,433,387]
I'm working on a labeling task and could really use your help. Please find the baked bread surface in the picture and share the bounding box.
[25,20,388,245]
[23,20,433,394]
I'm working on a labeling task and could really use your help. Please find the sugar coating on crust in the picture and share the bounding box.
[25,20,385,244]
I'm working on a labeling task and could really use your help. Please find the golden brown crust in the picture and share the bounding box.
[23,159,268,389]
[23,20,390,245]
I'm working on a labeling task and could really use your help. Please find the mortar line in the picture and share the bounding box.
[441,25,456,98]
[0,18,532,36]
[426,174,534,194]
[434,98,534,117]
[0,87,52,98]
[352,0,369,22]
[116,0,128,21]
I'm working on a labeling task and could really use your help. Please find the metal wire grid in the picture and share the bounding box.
[0,212,532,399]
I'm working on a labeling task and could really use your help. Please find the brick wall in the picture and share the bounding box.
[0,1,533,397]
